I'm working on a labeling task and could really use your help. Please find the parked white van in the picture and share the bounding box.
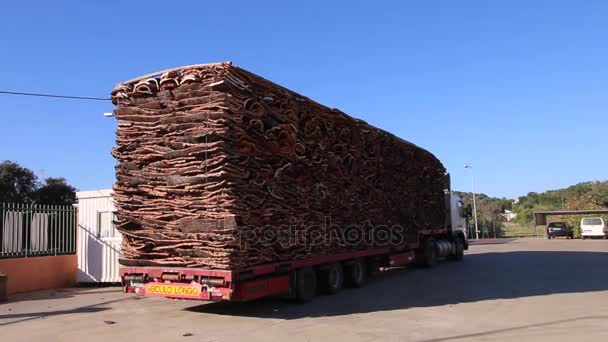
[580,217,607,239]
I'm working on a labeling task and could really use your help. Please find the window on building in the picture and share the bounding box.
[97,211,117,238]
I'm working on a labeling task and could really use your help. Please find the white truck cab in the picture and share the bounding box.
[580,217,607,239]
[450,194,469,249]
[450,194,467,235]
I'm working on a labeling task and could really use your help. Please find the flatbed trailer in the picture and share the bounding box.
[121,227,468,302]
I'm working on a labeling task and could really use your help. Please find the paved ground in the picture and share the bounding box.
[2,238,608,341]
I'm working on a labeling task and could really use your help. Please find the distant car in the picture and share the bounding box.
[546,222,574,239]
[580,217,607,239]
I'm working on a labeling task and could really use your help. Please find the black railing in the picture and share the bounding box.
[0,203,77,258]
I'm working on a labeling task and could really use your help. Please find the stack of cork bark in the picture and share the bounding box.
[111,62,447,270]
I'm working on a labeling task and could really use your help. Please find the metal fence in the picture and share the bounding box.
[0,203,77,258]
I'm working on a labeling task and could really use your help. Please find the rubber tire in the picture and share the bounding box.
[582,236,586,240]
[295,267,317,302]
[422,239,438,268]
[319,263,344,294]
[450,237,464,261]
[345,258,367,288]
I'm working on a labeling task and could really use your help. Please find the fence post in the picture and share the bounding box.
[60,204,64,254]
[72,205,77,254]
[9,203,13,256]
[50,204,57,255]
[0,202,6,256]
[0,203,2,257]
[23,203,28,258]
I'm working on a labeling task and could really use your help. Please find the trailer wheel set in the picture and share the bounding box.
[295,267,317,302]
[345,258,367,288]
[288,239,463,302]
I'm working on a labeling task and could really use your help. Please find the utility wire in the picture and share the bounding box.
[0,90,110,101]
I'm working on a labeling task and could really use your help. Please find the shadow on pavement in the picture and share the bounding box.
[0,307,109,322]
[5,286,121,304]
[0,296,133,326]
[469,238,519,245]
[419,315,608,342]
[185,251,608,319]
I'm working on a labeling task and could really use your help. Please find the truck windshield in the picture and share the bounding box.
[582,218,603,225]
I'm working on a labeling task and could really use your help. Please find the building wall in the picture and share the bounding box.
[76,190,122,283]
[0,254,77,294]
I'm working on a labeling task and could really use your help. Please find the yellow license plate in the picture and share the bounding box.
[145,283,203,298]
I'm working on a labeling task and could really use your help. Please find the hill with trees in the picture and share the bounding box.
[456,181,608,237]
[511,181,608,236]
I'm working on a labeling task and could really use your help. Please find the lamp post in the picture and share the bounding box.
[464,165,479,240]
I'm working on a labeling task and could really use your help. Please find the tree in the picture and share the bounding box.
[589,182,608,207]
[453,191,509,237]
[478,200,501,223]
[0,160,77,205]
[34,177,77,205]
[0,160,38,203]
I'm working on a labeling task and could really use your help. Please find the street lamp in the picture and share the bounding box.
[464,165,479,240]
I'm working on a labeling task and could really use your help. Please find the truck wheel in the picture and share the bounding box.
[450,238,464,261]
[345,258,367,288]
[295,267,317,302]
[422,239,438,268]
[366,257,382,277]
[319,263,344,294]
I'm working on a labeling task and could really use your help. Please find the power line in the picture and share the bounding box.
[0,90,110,101]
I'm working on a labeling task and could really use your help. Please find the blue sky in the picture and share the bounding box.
[0,1,606,198]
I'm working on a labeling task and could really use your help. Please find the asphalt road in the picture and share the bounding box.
[2,238,608,341]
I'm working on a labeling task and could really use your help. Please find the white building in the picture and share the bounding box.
[76,189,122,283]
[501,209,517,222]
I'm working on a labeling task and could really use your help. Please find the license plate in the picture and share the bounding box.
[145,283,203,298]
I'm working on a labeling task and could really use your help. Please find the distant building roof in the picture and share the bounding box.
[533,209,608,225]
[76,189,113,199]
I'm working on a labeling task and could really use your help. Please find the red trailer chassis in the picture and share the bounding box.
[121,229,462,302]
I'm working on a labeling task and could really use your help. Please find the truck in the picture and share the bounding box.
[120,192,468,302]
[113,63,469,302]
